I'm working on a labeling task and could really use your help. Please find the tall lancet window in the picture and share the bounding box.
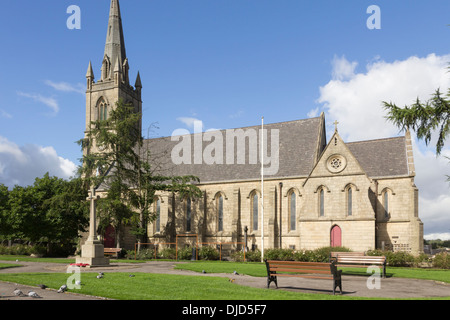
[186,198,192,232]
[383,191,389,218]
[252,193,258,231]
[217,195,223,232]
[290,192,296,231]
[319,188,325,217]
[347,188,353,216]
[98,99,108,121]
[155,198,161,233]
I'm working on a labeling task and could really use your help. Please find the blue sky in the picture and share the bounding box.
[1,0,450,239]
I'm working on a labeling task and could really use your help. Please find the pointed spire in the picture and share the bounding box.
[86,61,94,79]
[104,0,126,75]
[135,71,142,89]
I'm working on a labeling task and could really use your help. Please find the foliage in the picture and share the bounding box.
[199,246,220,260]
[433,252,450,269]
[384,87,450,156]
[1,174,89,254]
[78,99,202,247]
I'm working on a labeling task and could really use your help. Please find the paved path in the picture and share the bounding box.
[0,260,449,300]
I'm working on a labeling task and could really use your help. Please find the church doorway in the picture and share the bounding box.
[104,225,116,248]
[330,225,342,247]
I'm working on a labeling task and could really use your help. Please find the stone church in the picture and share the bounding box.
[84,0,424,255]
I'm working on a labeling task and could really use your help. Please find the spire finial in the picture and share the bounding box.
[333,120,339,133]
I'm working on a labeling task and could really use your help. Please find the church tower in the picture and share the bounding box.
[85,0,142,147]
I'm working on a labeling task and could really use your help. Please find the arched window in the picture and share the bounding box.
[98,99,108,121]
[155,198,161,233]
[383,191,389,218]
[252,193,258,231]
[290,192,296,231]
[186,198,192,232]
[217,195,223,232]
[347,188,352,216]
[319,188,325,217]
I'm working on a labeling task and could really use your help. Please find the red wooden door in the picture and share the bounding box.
[104,225,115,248]
[330,225,342,247]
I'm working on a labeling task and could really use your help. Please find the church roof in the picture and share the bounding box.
[347,137,409,178]
[143,116,325,183]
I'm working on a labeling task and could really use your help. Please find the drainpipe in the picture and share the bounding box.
[279,182,283,248]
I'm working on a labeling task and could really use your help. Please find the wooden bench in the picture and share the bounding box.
[104,248,122,258]
[330,253,387,278]
[264,260,342,295]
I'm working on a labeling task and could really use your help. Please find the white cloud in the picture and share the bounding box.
[177,117,204,131]
[45,80,85,95]
[17,91,59,114]
[318,53,450,141]
[0,136,77,188]
[0,109,12,119]
[317,53,450,239]
[331,55,358,81]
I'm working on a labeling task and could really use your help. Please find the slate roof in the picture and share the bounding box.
[143,117,325,183]
[347,137,409,178]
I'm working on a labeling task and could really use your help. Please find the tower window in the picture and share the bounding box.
[99,101,108,121]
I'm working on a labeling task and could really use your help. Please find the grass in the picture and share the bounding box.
[0,257,448,300]
[174,261,450,283]
[0,272,357,300]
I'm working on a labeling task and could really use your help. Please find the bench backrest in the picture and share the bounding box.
[265,260,336,276]
[330,252,365,258]
[335,256,386,264]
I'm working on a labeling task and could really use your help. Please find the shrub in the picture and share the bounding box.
[199,246,220,260]
[265,249,295,261]
[158,247,176,260]
[433,252,450,269]
[131,248,155,260]
[177,246,194,260]
[367,249,415,267]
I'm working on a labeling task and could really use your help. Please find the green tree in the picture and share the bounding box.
[79,99,202,247]
[0,184,10,241]
[384,88,450,156]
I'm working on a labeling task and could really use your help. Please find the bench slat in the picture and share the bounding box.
[270,267,332,274]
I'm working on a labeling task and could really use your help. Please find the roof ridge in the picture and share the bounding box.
[346,135,405,145]
[144,116,322,141]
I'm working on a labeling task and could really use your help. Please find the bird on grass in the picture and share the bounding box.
[228,278,235,283]
[37,284,47,289]
[57,285,67,293]
[233,271,239,275]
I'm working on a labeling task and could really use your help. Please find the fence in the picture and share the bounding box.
[134,234,247,261]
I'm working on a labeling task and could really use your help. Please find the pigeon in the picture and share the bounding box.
[129,274,135,277]
[97,274,103,279]
[202,270,206,274]
[233,271,239,275]
[57,285,67,293]
[37,284,47,289]
[13,288,25,297]
[27,291,41,298]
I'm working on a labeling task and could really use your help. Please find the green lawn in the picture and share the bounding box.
[0,257,448,300]
[0,272,359,300]
[174,261,450,284]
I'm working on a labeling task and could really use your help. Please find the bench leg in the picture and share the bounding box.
[267,275,278,288]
